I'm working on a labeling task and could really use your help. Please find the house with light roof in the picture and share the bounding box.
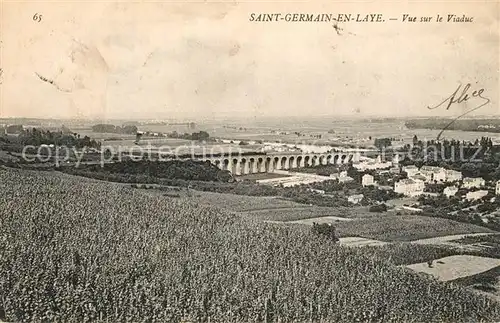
[443,186,459,198]
[394,178,425,196]
[462,177,485,189]
[445,170,462,182]
[402,165,419,177]
[420,166,446,183]
[362,174,375,187]
[466,190,488,201]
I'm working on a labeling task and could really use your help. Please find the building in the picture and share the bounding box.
[402,205,423,213]
[389,166,400,174]
[392,153,400,165]
[418,171,434,183]
[353,160,392,171]
[443,186,459,198]
[466,190,488,201]
[352,155,393,171]
[309,188,325,194]
[409,174,427,182]
[362,174,375,187]
[496,180,500,195]
[445,170,462,182]
[420,166,442,172]
[330,172,354,183]
[257,172,331,187]
[462,177,485,189]
[339,176,354,183]
[394,179,425,196]
[348,194,364,204]
[433,169,447,182]
[420,166,446,183]
[403,165,419,177]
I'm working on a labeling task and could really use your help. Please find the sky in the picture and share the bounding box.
[0,1,498,121]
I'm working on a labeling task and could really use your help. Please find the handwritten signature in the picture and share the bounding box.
[427,83,491,140]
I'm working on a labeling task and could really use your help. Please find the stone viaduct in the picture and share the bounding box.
[193,151,360,176]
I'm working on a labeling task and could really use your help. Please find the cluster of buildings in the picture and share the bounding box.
[257,170,332,187]
[394,165,464,197]
[401,165,463,183]
[353,155,395,171]
[394,178,426,197]
[260,144,301,153]
[393,164,500,201]
[330,171,354,183]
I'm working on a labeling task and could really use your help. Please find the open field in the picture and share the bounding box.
[3,168,500,322]
[405,256,500,281]
[142,188,375,224]
[289,216,354,224]
[242,207,353,222]
[176,119,500,145]
[334,215,495,242]
[239,205,387,222]
[363,243,470,266]
[47,174,350,222]
[265,216,354,226]
[412,233,498,246]
[339,237,388,247]
[128,185,371,222]
[263,216,495,244]
[174,190,304,212]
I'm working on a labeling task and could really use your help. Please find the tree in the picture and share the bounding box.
[191,131,210,141]
[92,124,117,133]
[6,125,23,134]
[122,125,138,135]
[311,223,339,242]
[374,138,392,151]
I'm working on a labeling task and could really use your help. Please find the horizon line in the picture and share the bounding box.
[1,113,500,123]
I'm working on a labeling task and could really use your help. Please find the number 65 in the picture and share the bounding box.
[33,13,42,22]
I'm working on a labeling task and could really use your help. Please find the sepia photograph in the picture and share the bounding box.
[0,0,499,322]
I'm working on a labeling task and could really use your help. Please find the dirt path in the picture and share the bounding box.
[241,206,314,213]
[338,237,388,247]
[264,216,353,225]
[288,216,353,224]
[409,233,499,246]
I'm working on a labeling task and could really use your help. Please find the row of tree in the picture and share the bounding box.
[79,159,231,182]
[2,128,101,149]
[166,131,211,141]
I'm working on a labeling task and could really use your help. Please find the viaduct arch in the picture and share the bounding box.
[196,152,358,176]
